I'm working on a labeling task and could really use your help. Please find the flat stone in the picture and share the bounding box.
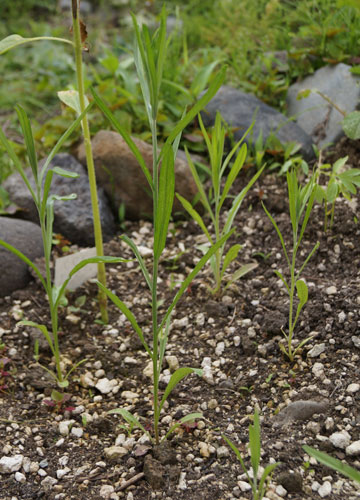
[329,430,351,449]
[0,454,24,473]
[287,63,360,149]
[95,378,113,394]
[202,85,313,159]
[104,446,128,460]
[318,481,332,497]
[308,344,326,358]
[0,217,44,297]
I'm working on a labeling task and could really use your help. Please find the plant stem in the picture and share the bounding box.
[71,0,108,323]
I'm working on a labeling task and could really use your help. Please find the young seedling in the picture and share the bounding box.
[223,410,280,500]
[262,169,319,361]
[93,8,231,444]
[314,152,360,231]
[0,107,123,389]
[177,112,264,295]
[0,0,109,323]
[303,445,360,484]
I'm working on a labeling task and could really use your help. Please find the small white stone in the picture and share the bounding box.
[338,311,346,323]
[104,446,128,460]
[58,421,73,436]
[352,336,360,348]
[346,440,360,456]
[29,461,39,473]
[15,471,26,483]
[312,362,325,378]
[66,314,81,325]
[95,369,105,378]
[326,286,337,295]
[318,481,332,497]
[325,417,334,431]
[55,438,65,447]
[233,336,241,347]
[143,360,153,379]
[137,246,153,257]
[275,485,287,497]
[58,456,69,467]
[95,378,113,394]
[198,442,210,458]
[329,430,351,449]
[71,427,83,438]
[346,383,360,394]
[41,476,58,490]
[56,467,71,479]
[238,480,252,492]
[0,454,24,473]
[216,446,229,458]
[172,317,189,329]
[178,471,187,490]
[115,434,126,446]
[165,355,179,372]
[196,313,205,326]
[308,344,326,357]
[124,356,138,365]
[38,469,47,477]
[208,399,218,409]
[215,341,225,356]
[22,456,31,473]
[121,391,139,401]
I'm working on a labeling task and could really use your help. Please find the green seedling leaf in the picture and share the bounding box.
[58,90,89,116]
[18,321,55,356]
[51,389,66,403]
[225,262,258,290]
[164,412,203,441]
[108,408,151,440]
[249,410,261,480]
[154,145,175,260]
[0,240,46,290]
[0,34,73,55]
[258,462,281,497]
[296,279,308,307]
[303,445,360,483]
[176,194,213,243]
[184,147,213,218]
[190,60,221,96]
[220,244,242,279]
[121,235,152,292]
[297,89,311,100]
[222,435,251,483]
[91,88,153,190]
[15,105,38,183]
[52,167,79,179]
[96,282,152,357]
[333,156,348,174]
[219,143,247,211]
[342,111,360,140]
[159,367,202,413]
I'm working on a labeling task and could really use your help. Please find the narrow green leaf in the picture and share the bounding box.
[220,244,242,279]
[176,194,213,243]
[262,202,290,268]
[184,147,214,218]
[15,105,38,183]
[91,88,153,190]
[258,462,281,496]
[0,34,73,55]
[190,60,221,96]
[154,145,175,260]
[108,408,150,440]
[303,445,360,483]
[96,282,152,357]
[158,230,234,331]
[219,143,247,211]
[273,270,290,293]
[164,412,203,441]
[52,167,79,179]
[19,321,55,355]
[225,262,258,290]
[249,410,261,480]
[121,235,152,292]
[159,367,202,413]
[222,435,252,484]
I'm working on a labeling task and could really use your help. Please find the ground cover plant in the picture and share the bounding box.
[0,1,360,499]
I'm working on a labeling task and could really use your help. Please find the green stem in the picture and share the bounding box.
[72,0,108,323]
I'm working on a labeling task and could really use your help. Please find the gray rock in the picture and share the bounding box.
[201,85,313,159]
[286,63,360,149]
[274,399,329,427]
[3,154,115,246]
[59,0,91,14]
[0,217,44,297]
[77,130,200,220]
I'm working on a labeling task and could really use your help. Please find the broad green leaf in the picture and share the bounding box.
[58,90,89,116]
[0,240,46,290]
[303,445,360,483]
[51,389,66,403]
[0,34,72,55]
[96,282,152,357]
[18,321,55,355]
[221,244,242,279]
[176,194,213,244]
[159,367,202,413]
[342,111,360,140]
[91,88,153,190]
[121,235,152,292]
[333,156,348,174]
[15,105,38,183]
[154,145,175,260]
[314,184,325,203]
[296,279,308,308]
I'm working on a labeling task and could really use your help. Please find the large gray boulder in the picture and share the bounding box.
[201,85,314,159]
[0,217,44,297]
[286,63,360,149]
[3,154,115,246]
[77,130,200,220]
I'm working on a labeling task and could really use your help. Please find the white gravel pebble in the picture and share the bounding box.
[215,341,225,356]
[346,383,360,394]
[15,471,26,483]
[100,485,116,499]
[275,485,287,497]
[58,421,73,436]
[137,245,153,257]
[40,476,58,490]
[104,446,128,460]
[165,355,179,372]
[178,471,187,490]
[318,481,332,497]
[216,446,229,458]
[124,356,138,365]
[121,391,139,401]
[329,430,351,449]
[346,440,360,456]
[0,454,24,473]
[56,467,71,479]
[312,362,325,378]
[352,336,360,348]
[201,357,214,385]
[172,317,189,328]
[95,378,113,394]
[308,343,326,357]
[326,286,337,295]
[238,480,252,492]
[196,313,205,326]
[198,442,211,458]
[233,335,241,346]
[71,427,83,438]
